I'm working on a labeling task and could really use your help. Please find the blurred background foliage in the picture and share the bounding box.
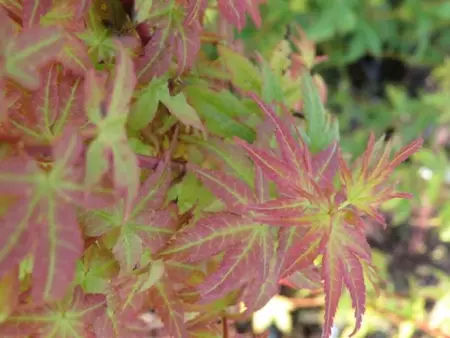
[231,0,450,337]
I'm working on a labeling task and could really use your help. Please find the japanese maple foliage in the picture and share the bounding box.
[0,1,422,338]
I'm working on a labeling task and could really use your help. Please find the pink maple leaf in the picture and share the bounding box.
[0,8,64,90]
[234,93,422,338]
[135,0,201,83]
[0,131,113,304]
[217,0,267,31]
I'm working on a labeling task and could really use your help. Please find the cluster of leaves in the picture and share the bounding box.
[233,1,450,337]
[0,1,423,337]
[239,0,450,66]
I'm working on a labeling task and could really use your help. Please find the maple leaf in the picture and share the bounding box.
[93,260,188,338]
[134,0,201,82]
[217,0,267,31]
[0,286,106,337]
[161,163,281,313]
[234,93,423,338]
[21,0,93,74]
[182,0,209,26]
[0,8,64,90]
[81,156,177,275]
[93,276,153,338]
[279,266,322,290]
[320,211,374,338]
[0,131,113,304]
[84,40,141,205]
[82,150,188,336]
[7,64,85,144]
[234,95,337,277]
[148,277,188,338]
[339,132,424,226]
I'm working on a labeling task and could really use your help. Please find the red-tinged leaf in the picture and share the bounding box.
[0,201,35,279]
[312,141,339,189]
[162,212,255,262]
[114,207,177,274]
[387,137,424,172]
[56,33,92,76]
[7,65,84,143]
[247,197,313,227]
[84,43,140,203]
[0,267,19,322]
[81,160,176,275]
[183,0,208,25]
[338,150,353,188]
[249,93,312,176]
[112,228,144,275]
[162,210,276,307]
[0,287,106,337]
[105,275,148,316]
[238,249,281,314]
[135,25,174,81]
[182,135,255,186]
[149,278,188,338]
[279,227,328,277]
[322,248,344,338]
[232,86,417,338]
[234,138,299,195]
[0,132,109,303]
[135,1,201,82]
[239,94,327,200]
[218,0,246,31]
[106,40,137,118]
[197,241,260,302]
[3,27,65,90]
[255,165,270,203]
[34,64,60,132]
[280,266,322,290]
[342,252,365,337]
[175,19,201,75]
[341,135,423,222]
[93,310,150,338]
[31,199,83,303]
[22,0,53,28]
[188,164,257,213]
[93,281,150,338]
[320,213,373,338]
[91,274,153,338]
[217,0,266,31]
